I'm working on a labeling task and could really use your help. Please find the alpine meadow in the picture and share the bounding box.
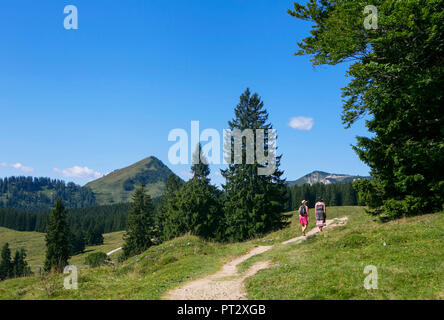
[0,0,442,310]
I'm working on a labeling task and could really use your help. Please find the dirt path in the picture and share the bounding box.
[164,217,348,300]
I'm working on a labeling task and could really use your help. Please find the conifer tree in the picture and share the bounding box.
[163,144,223,240]
[0,243,12,280]
[221,88,288,241]
[191,143,210,181]
[12,248,31,278]
[157,173,183,239]
[122,184,156,258]
[44,198,70,272]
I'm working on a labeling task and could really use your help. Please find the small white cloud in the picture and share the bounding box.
[288,116,314,131]
[53,166,103,180]
[0,162,34,173]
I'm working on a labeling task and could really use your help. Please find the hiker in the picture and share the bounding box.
[315,197,326,232]
[298,200,309,236]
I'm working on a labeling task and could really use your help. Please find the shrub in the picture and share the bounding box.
[84,252,108,268]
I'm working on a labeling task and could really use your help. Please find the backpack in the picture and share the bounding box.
[299,205,307,216]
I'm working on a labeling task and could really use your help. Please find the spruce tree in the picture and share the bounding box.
[12,248,31,278]
[0,243,12,280]
[44,198,70,273]
[221,88,288,241]
[122,184,156,258]
[191,143,210,181]
[163,144,223,240]
[157,173,184,239]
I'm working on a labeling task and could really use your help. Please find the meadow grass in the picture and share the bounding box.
[0,227,125,273]
[242,209,444,300]
[0,206,442,300]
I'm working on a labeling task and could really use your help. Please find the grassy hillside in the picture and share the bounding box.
[0,227,124,273]
[241,211,444,299]
[0,227,46,268]
[85,156,177,205]
[0,207,442,300]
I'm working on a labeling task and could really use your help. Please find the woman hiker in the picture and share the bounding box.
[298,200,309,236]
[315,197,326,232]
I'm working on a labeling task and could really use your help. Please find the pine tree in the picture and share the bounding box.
[44,198,70,273]
[86,226,103,246]
[0,243,12,280]
[191,143,210,181]
[221,89,288,241]
[163,145,223,240]
[157,173,183,239]
[12,248,31,278]
[122,184,156,259]
[69,229,86,255]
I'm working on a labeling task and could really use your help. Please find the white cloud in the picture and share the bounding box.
[53,166,103,180]
[0,162,34,173]
[288,116,314,131]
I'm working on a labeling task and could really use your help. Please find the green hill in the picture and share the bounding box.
[85,156,179,205]
[1,207,442,300]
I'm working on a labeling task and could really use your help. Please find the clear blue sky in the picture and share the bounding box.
[0,0,370,186]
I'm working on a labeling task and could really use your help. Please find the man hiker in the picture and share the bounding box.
[315,197,326,232]
[299,200,309,236]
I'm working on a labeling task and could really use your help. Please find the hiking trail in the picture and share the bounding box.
[164,217,348,300]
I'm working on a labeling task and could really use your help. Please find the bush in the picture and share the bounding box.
[84,252,108,268]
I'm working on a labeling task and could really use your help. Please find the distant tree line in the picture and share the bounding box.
[0,176,96,210]
[0,203,131,233]
[287,182,360,210]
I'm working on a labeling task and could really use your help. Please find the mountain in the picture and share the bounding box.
[287,171,371,187]
[85,156,179,205]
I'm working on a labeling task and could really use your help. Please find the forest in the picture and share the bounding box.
[0,177,96,210]
[286,181,360,210]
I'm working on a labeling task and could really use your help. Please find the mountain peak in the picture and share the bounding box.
[287,171,370,187]
[86,156,178,205]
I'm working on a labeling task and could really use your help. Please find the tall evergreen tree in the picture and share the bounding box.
[191,143,210,181]
[122,184,156,259]
[157,173,184,239]
[163,145,223,240]
[44,198,70,272]
[221,88,288,241]
[85,226,104,246]
[12,248,31,278]
[288,0,444,219]
[0,243,12,280]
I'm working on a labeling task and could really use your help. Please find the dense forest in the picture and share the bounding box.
[0,177,96,210]
[287,182,360,210]
[0,203,130,233]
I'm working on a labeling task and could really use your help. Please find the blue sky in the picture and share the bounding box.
[0,0,370,186]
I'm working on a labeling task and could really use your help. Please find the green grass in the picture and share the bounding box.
[1,206,442,300]
[0,235,254,299]
[0,227,124,272]
[241,210,444,300]
[0,227,46,269]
